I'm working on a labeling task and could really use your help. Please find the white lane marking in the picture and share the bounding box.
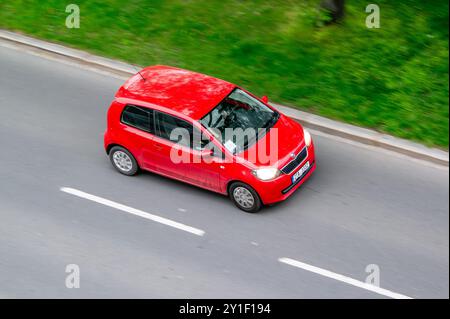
[278,257,412,299]
[60,187,205,236]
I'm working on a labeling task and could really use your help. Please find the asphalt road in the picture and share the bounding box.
[0,43,448,298]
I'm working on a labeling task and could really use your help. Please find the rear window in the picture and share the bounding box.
[121,105,154,133]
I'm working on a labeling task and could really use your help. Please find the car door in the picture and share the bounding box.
[151,110,221,191]
[189,125,224,192]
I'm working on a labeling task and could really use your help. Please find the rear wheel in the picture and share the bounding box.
[109,146,138,176]
[229,182,262,213]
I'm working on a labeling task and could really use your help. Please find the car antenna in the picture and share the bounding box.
[132,64,146,82]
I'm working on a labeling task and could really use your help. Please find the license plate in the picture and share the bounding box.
[292,161,310,184]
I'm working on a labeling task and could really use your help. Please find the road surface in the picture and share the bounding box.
[0,42,448,298]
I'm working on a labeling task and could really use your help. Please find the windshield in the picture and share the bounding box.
[200,88,279,154]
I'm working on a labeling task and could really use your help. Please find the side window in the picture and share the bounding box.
[121,105,154,133]
[155,111,207,150]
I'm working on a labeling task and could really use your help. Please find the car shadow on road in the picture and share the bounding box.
[123,166,320,216]
[262,173,319,214]
[137,169,231,202]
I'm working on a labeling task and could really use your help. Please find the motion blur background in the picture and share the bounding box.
[0,0,448,147]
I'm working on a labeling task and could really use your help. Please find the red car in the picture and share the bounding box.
[104,65,316,212]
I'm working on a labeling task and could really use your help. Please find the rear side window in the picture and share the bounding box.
[121,105,154,133]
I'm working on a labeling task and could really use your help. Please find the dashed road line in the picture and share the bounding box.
[279,257,412,299]
[60,187,205,236]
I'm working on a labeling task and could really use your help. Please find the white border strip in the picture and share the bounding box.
[279,257,412,299]
[60,187,205,236]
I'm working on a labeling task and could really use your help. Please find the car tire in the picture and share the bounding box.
[229,182,262,213]
[109,146,139,176]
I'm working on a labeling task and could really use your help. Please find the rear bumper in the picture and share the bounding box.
[253,143,316,205]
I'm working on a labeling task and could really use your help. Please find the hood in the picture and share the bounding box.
[237,114,306,169]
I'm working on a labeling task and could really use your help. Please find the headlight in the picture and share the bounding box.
[303,128,312,147]
[252,167,281,181]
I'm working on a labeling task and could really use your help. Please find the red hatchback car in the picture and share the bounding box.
[104,66,316,212]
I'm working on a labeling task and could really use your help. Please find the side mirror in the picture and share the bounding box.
[261,96,269,103]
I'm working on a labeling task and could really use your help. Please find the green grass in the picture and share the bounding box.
[1,0,448,147]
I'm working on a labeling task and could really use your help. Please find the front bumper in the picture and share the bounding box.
[252,142,316,205]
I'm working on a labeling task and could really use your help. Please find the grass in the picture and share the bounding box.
[0,0,448,147]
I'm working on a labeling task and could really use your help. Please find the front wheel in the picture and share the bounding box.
[109,146,139,176]
[229,182,262,213]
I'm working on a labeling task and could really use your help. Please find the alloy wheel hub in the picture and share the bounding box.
[113,151,132,172]
[233,187,255,209]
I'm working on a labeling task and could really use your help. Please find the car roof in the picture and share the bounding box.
[115,65,236,120]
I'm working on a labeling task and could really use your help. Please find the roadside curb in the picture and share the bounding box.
[1,29,448,166]
[274,104,449,166]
